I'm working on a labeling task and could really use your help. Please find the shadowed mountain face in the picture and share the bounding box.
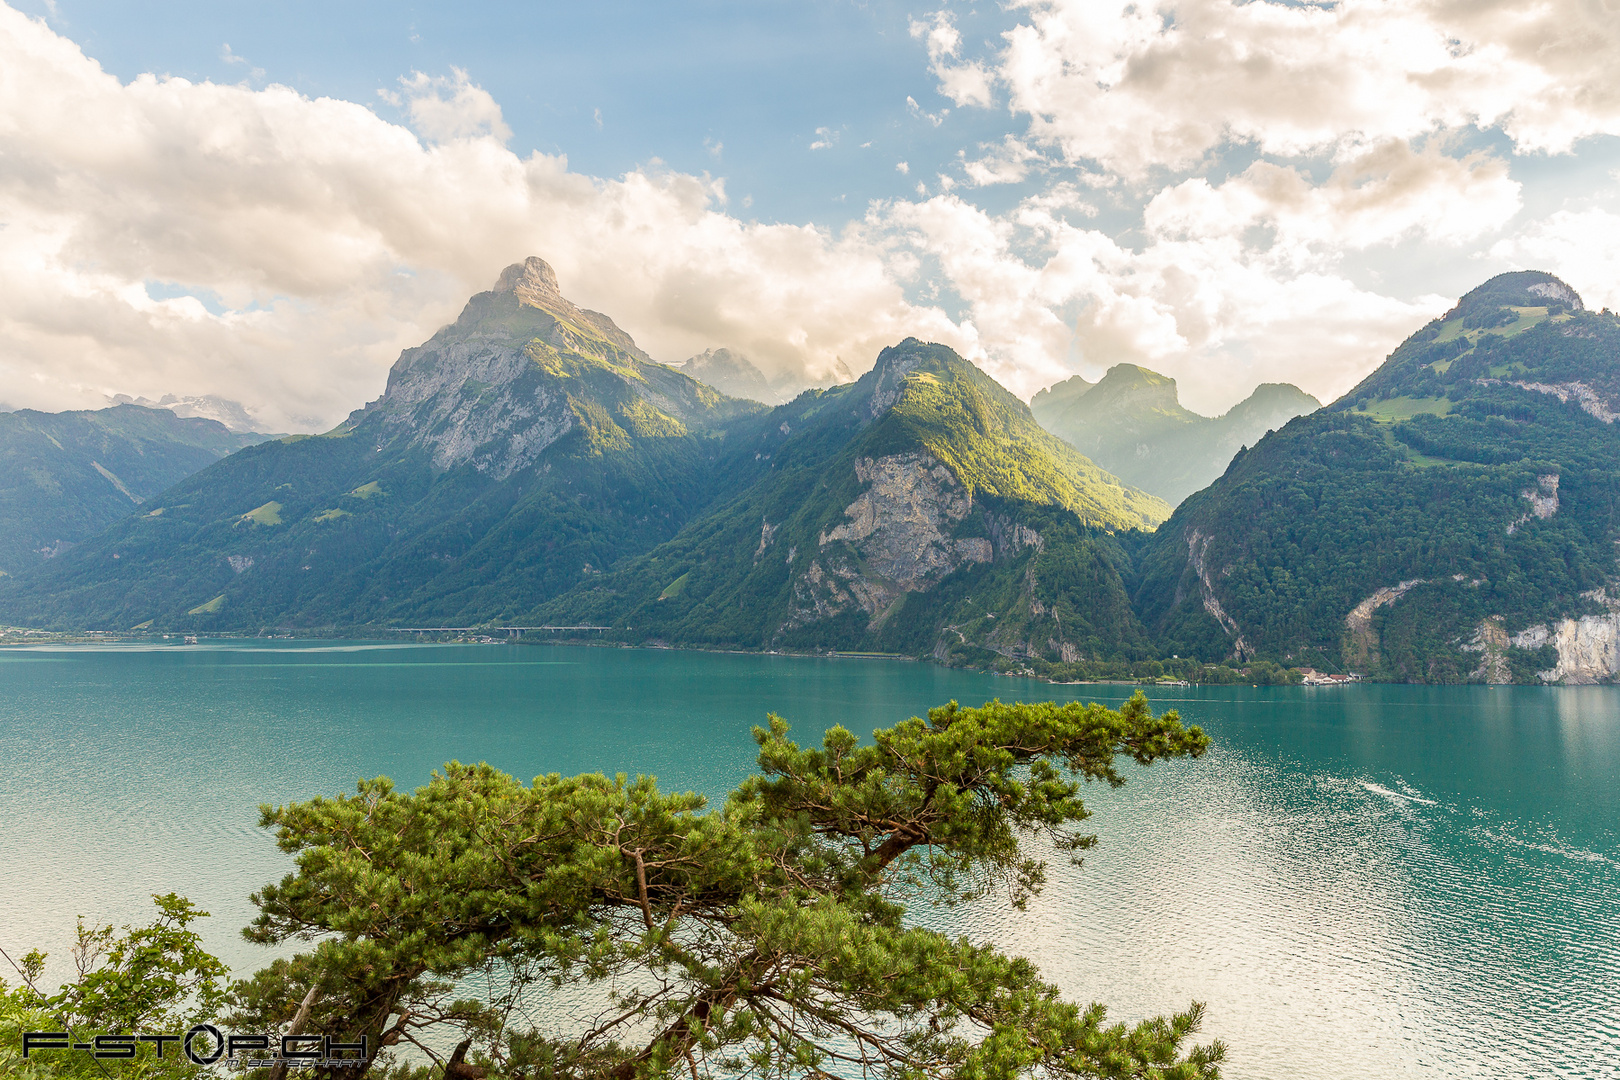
[1031,364,1320,505]
[681,348,783,405]
[0,405,269,576]
[0,263,1167,658]
[1134,270,1620,684]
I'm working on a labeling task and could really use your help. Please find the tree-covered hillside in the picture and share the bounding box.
[1031,364,1319,505]
[1135,271,1620,683]
[538,339,1168,660]
[0,404,268,576]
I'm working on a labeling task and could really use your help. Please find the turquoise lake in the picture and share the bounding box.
[1,640,1616,1079]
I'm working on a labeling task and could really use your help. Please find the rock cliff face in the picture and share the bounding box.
[1507,380,1618,424]
[1186,529,1249,659]
[376,336,574,478]
[785,452,992,631]
[1344,579,1426,669]
[1510,590,1620,684]
[1538,616,1620,683]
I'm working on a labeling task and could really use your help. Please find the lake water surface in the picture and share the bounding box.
[1,641,1616,1079]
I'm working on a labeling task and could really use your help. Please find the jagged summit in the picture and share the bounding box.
[494,255,562,299]
[342,257,760,477]
[1084,364,1192,418]
[439,256,652,363]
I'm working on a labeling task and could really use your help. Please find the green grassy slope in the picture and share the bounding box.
[0,405,268,576]
[1134,271,1620,682]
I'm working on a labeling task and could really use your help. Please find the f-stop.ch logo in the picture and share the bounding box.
[23,1025,369,1069]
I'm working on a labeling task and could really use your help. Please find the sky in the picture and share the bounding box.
[1,0,1617,431]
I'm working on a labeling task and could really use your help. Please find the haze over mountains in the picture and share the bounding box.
[680,348,784,405]
[1031,368,1321,505]
[2,263,1617,685]
[108,393,265,434]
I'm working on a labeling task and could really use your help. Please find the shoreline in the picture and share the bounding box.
[0,623,1368,689]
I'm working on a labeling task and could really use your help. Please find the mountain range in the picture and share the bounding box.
[0,405,268,577]
[2,263,1615,685]
[0,258,770,631]
[0,258,1170,668]
[538,338,1168,660]
[1031,366,1319,505]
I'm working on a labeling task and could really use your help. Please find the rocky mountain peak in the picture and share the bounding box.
[863,338,948,418]
[1029,374,1096,418]
[494,256,563,304]
[1087,364,1191,419]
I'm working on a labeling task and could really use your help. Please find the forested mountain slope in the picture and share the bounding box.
[0,405,268,576]
[539,339,1169,661]
[0,259,766,631]
[1032,364,1319,505]
[1134,271,1620,683]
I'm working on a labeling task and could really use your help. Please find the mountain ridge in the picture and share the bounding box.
[0,258,769,630]
[0,404,270,577]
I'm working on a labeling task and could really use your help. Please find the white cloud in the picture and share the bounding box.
[896,161,909,175]
[906,95,948,127]
[809,126,837,150]
[980,0,1620,177]
[1143,141,1522,253]
[881,191,1449,411]
[390,67,511,144]
[885,0,1618,412]
[911,11,994,108]
[962,135,1043,187]
[0,5,957,429]
[1492,209,1620,313]
[218,43,264,80]
[0,0,1610,439]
